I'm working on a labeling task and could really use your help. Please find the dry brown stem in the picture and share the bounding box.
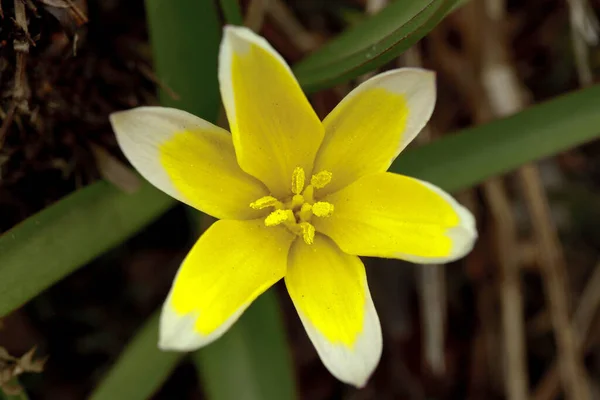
[267,0,319,53]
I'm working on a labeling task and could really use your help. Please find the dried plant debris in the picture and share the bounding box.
[0,0,157,231]
[0,347,46,396]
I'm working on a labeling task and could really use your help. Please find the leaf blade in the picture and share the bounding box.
[392,85,600,191]
[89,312,182,400]
[0,181,174,317]
[293,0,459,92]
[194,290,297,400]
[218,0,243,25]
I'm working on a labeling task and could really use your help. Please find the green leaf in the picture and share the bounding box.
[391,84,600,192]
[89,312,182,400]
[145,0,221,121]
[194,290,297,400]
[218,0,243,26]
[0,181,174,317]
[294,0,460,92]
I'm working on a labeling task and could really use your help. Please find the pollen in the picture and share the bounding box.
[250,195,281,210]
[311,170,332,189]
[299,222,315,245]
[250,167,335,244]
[291,167,305,195]
[265,209,292,226]
[312,201,334,218]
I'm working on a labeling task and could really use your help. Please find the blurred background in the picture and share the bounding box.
[1,0,600,399]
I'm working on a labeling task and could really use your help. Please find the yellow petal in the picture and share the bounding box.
[314,172,477,263]
[160,219,294,350]
[110,107,269,220]
[219,26,324,197]
[285,235,382,387]
[313,68,436,194]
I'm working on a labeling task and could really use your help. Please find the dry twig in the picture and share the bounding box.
[483,178,528,400]
[267,0,319,53]
[479,0,590,398]
[419,265,446,376]
[533,261,600,400]
[520,164,591,400]
[565,0,599,86]
[245,0,270,32]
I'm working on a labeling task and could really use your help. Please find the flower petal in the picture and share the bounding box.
[314,172,477,263]
[219,26,324,197]
[313,68,436,194]
[285,235,382,387]
[110,107,269,220]
[160,219,295,351]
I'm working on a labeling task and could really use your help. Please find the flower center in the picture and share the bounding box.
[249,167,334,245]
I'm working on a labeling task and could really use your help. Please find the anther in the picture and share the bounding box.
[311,170,332,189]
[250,196,281,210]
[265,209,293,226]
[299,222,315,245]
[291,167,305,195]
[311,201,335,218]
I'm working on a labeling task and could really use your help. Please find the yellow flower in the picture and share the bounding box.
[109,26,477,387]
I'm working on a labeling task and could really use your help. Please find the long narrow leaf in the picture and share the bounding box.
[218,0,243,25]
[294,0,460,92]
[195,290,297,400]
[89,312,180,400]
[392,85,600,191]
[145,0,221,121]
[0,181,174,317]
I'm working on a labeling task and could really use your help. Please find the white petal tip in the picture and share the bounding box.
[223,24,251,35]
[108,109,134,130]
[222,25,262,53]
[372,67,436,87]
[302,297,383,389]
[158,294,249,352]
[324,338,382,388]
[158,304,204,352]
[108,107,168,136]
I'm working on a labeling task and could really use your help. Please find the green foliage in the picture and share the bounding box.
[392,85,600,192]
[294,0,460,92]
[195,291,297,400]
[89,312,181,400]
[0,181,174,317]
[218,0,244,25]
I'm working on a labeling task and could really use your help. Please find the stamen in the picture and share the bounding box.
[291,194,304,209]
[250,195,281,210]
[311,170,332,189]
[299,222,315,245]
[312,201,335,218]
[291,167,305,195]
[298,203,312,222]
[251,168,335,245]
[302,185,314,204]
[265,209,293,226]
